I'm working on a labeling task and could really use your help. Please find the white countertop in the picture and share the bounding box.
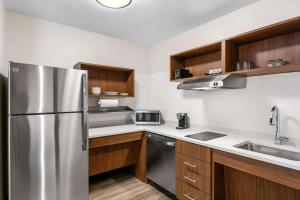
[89,122,300,171]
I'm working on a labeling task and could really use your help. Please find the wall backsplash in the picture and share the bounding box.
[149,71,300,140]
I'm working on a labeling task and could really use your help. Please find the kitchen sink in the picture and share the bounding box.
[185,131,226,141]
[235,142,300,161]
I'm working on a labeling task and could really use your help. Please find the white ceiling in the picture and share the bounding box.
[5,0,258,45]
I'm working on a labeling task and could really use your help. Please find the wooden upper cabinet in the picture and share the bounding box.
[75,62,135,98]
[170,42,223,82]
[170,16,300,81]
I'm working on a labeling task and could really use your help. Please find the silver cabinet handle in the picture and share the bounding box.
[184,162,196,168]
[184,176,196,184]
[184,194,195,200]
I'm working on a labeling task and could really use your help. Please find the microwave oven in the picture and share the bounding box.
[135,110,161,125]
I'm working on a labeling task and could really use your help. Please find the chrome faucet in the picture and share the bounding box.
[269,106,288,145]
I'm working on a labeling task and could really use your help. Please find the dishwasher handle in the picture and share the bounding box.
[147,133,176,147]
[165,141,176,146]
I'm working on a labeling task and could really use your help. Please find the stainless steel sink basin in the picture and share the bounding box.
[235,142,300,161]
[185,131,226,141]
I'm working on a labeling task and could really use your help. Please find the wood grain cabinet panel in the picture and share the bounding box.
[176,140,212,200]
[224,167,257,200]
[74,62,135,97]
[177,140,211,162]
[177,153,211,178]
[89,141,139,176]
[170,42,222,81]
[256,177,300,200]
[88,132,146,182]
[222,166,300,200]
[170,16,300,82]
[89,132,143,149]
[177,180,210,200]
[213,150,300,191]
[181,168,211,194]
[132,133,147,182]
[213,149,300,200]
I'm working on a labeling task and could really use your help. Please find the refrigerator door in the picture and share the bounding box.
[9,113,88,200]
[8,62,88,115]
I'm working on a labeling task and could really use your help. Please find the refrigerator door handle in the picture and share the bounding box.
[81,73,88,151]
[82,73,88,112]
[82,113,88,151]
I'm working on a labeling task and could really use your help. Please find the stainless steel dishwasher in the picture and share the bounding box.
[147,132,176,195]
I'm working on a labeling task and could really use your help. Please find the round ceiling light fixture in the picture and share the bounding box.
[96,0,132,9]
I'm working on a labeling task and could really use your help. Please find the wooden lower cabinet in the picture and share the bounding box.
[213,150,300,200]
[177,141,300,200]
[222,167,300,200]
[89,134,300,200]
[256,176,300,200]
[177,140,212,200]
[177,180,210,200]
[89,141,139,175]
[89,132,146,182]
[223,167,257,200]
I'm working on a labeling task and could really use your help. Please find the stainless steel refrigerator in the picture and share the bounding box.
[8,62,89,200]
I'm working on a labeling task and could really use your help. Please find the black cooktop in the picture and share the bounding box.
[185,131,226,141]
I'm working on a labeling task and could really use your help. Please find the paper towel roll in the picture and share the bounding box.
[99,99,119,107]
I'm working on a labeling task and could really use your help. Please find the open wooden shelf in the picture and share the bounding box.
[170,16,300,82]
[229,64,300,77]
[75,62,135,97]
[89,95,131,99]
[170,42,223,81]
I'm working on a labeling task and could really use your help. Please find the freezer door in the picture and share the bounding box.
[9,113,88,200]
[8,62,88,115]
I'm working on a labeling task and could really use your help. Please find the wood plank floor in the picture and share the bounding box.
[89,173,172,200]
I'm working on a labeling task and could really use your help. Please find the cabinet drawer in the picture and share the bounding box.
[177,153,211,178]
[177,180,210,200]
[181,168,210,194]
[177,140,211,162]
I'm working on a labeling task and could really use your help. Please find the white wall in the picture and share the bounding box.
[5,12,150,109]
[0,0,5,198]
[0,0,5,75]
[149,0,300,140]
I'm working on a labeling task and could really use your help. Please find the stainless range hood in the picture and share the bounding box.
[177,74,246,90]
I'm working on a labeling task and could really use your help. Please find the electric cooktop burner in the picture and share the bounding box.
[185,131,226,141]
